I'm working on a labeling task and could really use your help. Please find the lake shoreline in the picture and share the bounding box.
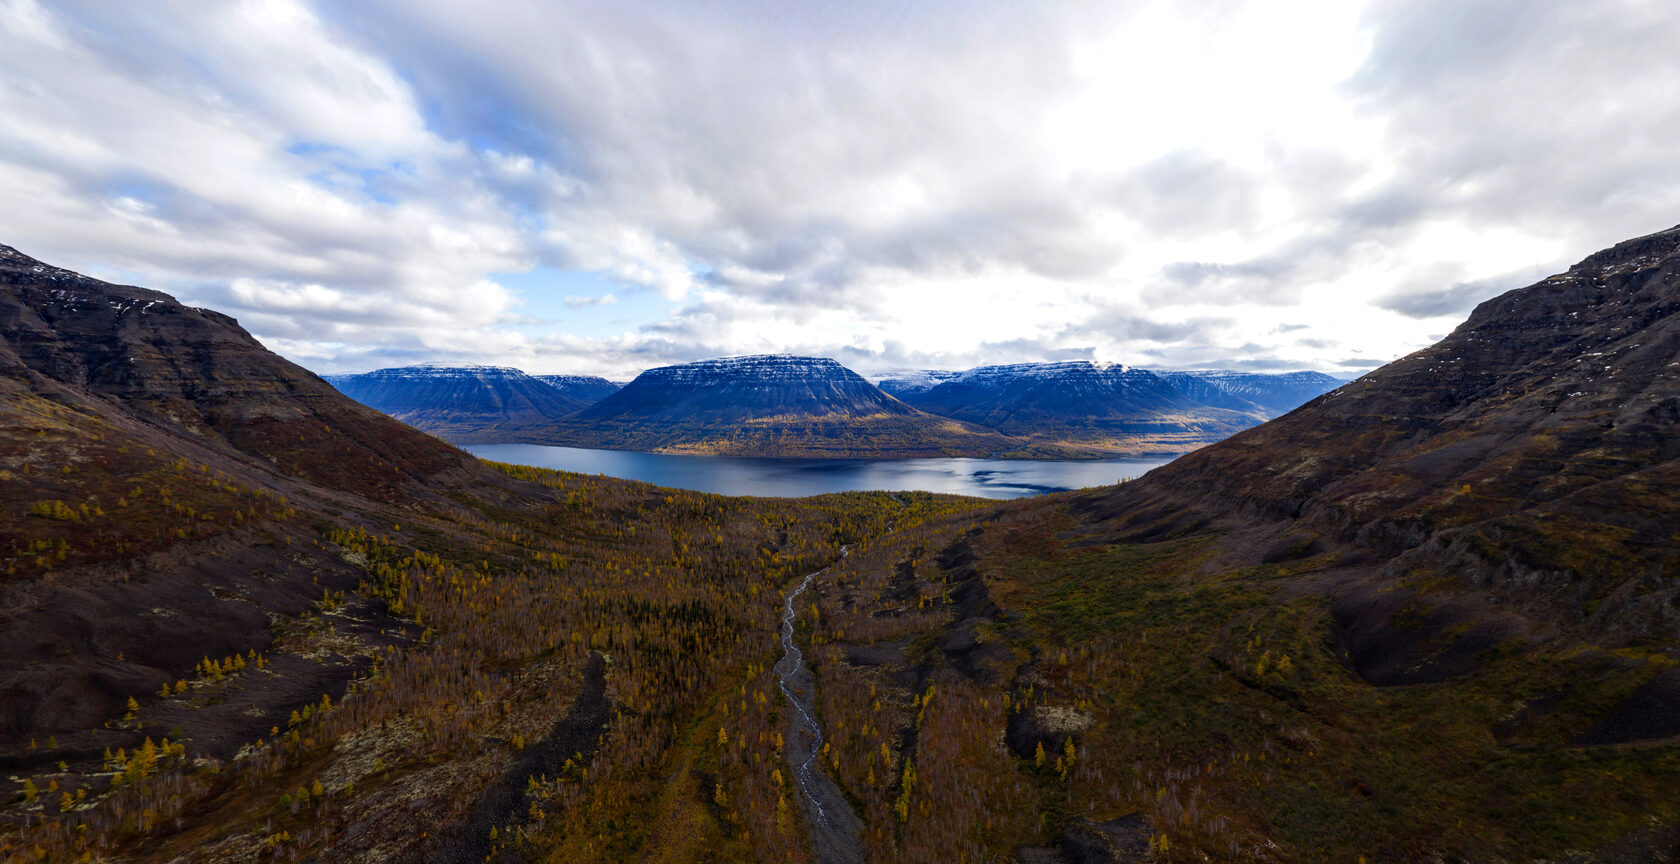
[464,443,1176,499]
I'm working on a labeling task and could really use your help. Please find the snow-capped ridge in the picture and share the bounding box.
[636,354,854,385]
[353,364,540,381]
[952,360,1133,384]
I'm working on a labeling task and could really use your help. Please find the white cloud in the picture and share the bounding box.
[2,0,1678,379]
[565,293,617,309]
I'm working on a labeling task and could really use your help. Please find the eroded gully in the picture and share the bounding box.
[776,547,866,864]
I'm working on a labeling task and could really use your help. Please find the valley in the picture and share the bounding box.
[3,225,1680,863]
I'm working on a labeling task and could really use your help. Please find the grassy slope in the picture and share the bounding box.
[799,497,1680,863]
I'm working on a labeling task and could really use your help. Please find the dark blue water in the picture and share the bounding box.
[463,444,1175,499]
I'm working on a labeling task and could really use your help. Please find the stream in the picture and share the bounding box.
[776,549,867,864]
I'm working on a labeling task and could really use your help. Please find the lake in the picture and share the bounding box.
[463,443,1176,499]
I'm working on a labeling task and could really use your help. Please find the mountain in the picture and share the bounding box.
[326,360,1336,460]
[326,364,590,443]
[533,373,622,403]
[529,354,1018,457]
[0,243,966,862]
[577,355,915,422]
[888,361,1269,456]
[789,226,1680,863]
[1081,225,1680,648]
[0,242,471,764]
[876,369,963,398]
[1157,369,1343,414]
[6,229,1680,862]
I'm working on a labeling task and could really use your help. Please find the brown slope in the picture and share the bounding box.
[1076,223,1680,640]
[0,245,466,499]
[780,227,1680,864]
[0,243,495,759]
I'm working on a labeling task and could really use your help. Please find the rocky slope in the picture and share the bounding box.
[795,225,1680,863]
[327,364,591,443]
[0,243,483,764]
[1084,223,1680,643]
[524,355,1018,457]
[0,243,954,863]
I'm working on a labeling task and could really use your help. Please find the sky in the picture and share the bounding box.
[3,0,1679,380]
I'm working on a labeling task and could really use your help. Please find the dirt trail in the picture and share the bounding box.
[777,550,866,864]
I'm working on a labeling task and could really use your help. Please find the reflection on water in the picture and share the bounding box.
[463,444,1176,499]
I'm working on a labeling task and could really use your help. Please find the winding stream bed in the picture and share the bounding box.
[776,549,866,864]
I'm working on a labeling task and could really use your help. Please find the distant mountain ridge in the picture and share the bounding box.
[575,355,914,422]
[328,363,590,443]
[1158,369,1344,415]
[319,357,1342,457]
[881,361,1341,456]
[535,354,1016,457]
[534,374,622,403]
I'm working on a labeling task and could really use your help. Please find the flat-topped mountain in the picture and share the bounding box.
[532,354,1016,457]
[575,355,913,422]
[328,364,590,443]
[885,361,1336,456]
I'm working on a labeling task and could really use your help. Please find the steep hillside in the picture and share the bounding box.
[0,248,464,500]
[0,241,472,786]
[527,354,1018,457]
[0,244,992,863]
[328,364,590,443]
[795,225,1680,863]
[1088,224,1680,637]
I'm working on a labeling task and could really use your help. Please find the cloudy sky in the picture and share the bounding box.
[3,0,1678,379]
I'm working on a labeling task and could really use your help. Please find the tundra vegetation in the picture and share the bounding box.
[5,231,1680,862]
[0,452,991,863]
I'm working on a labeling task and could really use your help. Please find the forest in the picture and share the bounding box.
[0,453,996,862]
